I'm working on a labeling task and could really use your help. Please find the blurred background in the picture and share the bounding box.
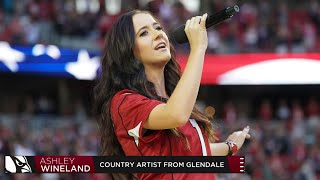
[0,0,319,179]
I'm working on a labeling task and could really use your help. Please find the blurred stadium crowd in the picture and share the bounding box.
[0,0,319,52]
[0,0,320,180]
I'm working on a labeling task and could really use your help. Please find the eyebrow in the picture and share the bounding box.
[136,22,160,35]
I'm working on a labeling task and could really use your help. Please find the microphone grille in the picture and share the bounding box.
[234,5,240,12]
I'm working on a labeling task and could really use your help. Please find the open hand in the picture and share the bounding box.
[226,126,250,151]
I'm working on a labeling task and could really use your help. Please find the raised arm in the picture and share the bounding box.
[144,14,208,130]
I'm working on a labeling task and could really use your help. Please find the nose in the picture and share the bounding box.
[153,29,163,40]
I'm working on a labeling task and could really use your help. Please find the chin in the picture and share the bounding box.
[160,54,171,64]
[165,54,171,61]
[146,52,171,66]
[151,56,171,67]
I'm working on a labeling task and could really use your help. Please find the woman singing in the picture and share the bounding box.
[93,10,250,180]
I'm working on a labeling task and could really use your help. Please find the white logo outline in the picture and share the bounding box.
[5,156,32,173]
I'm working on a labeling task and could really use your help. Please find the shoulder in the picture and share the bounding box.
[110,89,163,131]
[110,89,156,113]
[111,89,144,106]
[112,89,135,99]
[110,89,163,120]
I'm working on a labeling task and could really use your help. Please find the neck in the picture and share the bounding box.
[144,66,168,98]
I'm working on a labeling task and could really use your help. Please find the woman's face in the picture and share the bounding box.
[133,13,171,67]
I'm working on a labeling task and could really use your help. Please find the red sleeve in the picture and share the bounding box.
[110,90,164,143]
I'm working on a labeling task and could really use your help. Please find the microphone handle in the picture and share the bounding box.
[172,5,239,44]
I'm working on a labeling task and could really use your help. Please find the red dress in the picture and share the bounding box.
[110,90,216,180]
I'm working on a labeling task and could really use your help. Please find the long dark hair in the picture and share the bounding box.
[93,10,216,180]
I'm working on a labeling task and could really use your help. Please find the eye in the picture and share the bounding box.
[155,26,162,31]
[14,159,24,166]
[140,31,148,36]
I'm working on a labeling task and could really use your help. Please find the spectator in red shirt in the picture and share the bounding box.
[93,10,250,180]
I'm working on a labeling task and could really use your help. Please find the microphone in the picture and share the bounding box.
[171,5,240,44]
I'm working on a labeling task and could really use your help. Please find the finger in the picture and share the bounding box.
[185,19,190,29]
[241,126,250,137]
[184,19,191,36]
[195,16,202,24]
[190,17,196,28]
[246,134,251,139]
[200,13,207,29]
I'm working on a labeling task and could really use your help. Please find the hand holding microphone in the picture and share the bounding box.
[184,13,208,52]
[171,5,240,44]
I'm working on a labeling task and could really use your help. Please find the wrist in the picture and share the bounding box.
[224,140,238,156]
